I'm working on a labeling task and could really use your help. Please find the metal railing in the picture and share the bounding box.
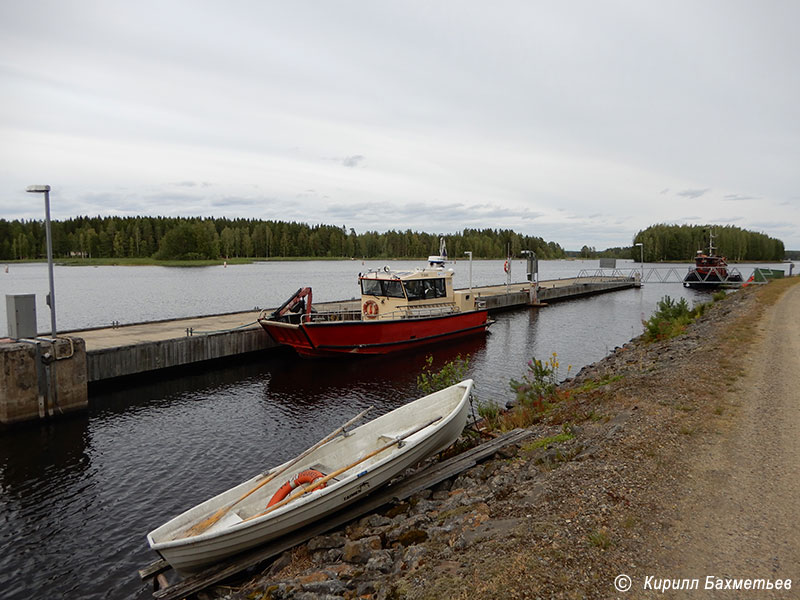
[577,267,771,285]
[301,303,458,323]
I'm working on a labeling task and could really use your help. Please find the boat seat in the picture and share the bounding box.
[207,509,244,533]
[378,430,413,445]
[308,463,338,482]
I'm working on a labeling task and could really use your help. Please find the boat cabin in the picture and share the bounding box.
[359,267,476,320]
[694,251,729,275]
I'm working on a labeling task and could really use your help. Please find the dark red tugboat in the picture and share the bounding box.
[683,230,743,289]
[258,265,491,357]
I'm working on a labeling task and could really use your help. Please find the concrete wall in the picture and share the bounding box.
[0,337,88,425]
[476,280,637,311]
[86,327,277,382]
[538,281,636,303]
[481,290,531,310]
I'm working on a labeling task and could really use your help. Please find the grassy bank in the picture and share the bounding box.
[6,256,363,267]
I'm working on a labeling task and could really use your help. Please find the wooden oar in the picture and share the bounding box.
[181,406,373,538]
[242,415,443,524]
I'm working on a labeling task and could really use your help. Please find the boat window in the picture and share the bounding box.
[360,278,406,298]
[382,280,405,298]
[361,279,382,296]
[404,278,446,300]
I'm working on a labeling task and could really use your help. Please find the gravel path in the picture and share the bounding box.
[647,283,800,597]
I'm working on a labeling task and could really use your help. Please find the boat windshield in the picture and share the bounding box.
[361,278,405,298]
[404,278,447,301]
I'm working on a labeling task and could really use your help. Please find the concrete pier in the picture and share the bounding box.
[474,275,638,309]
[0,275,636,424]
[79,312,273,383]
[75,299,355,383]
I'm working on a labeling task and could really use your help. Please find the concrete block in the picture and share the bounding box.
[0,341,39,423]
[6,294,37,339]
[0,337,88,426]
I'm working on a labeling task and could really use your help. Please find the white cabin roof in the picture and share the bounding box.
[359,267,453,281]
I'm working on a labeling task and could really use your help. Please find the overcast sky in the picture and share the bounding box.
[1,1,798,250]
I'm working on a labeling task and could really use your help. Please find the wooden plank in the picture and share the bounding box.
[139,558,170,580]
[149,428,534,600]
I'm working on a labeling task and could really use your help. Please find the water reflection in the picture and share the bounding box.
[0,414,90,494]
[0,415,93,600]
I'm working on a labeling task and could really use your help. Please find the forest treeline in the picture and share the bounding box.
[632,224,785,262]
[0,216,567,261]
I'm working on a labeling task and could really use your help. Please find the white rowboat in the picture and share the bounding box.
[147,380,474,574]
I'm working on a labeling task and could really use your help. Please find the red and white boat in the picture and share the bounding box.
[683,229,743,289]
[258,264,490,357]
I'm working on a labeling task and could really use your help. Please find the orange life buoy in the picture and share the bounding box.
[363,299,379,319]
[503,260,509,273]
[266,469,327,508]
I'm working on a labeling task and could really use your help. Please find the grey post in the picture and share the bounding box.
[26,185,57,338]
[635,242,644,279]
[463,251,473,295]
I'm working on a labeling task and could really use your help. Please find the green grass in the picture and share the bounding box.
[573,374,623,393]
[587,528,612,549]
[522,432,575,451]
[48,257,255,267]
[8,256,371,267]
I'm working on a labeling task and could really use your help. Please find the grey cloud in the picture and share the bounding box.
[751,220,795,230]
[210,196,262,207]
[342,155,365,168]
[677,189,711,199]
[321,200,545,233]
[723,194,757,201]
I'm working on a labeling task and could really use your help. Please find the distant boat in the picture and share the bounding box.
[427,237,448,267]
[257,260,490,358]
[147,380,474,574]
[683,229,743,289]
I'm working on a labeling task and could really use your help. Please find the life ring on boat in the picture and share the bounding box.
[266,469,327,508]
[363,299,379,319]
[503,260,509,274]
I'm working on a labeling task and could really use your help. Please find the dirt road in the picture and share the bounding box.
[650,283,800,596]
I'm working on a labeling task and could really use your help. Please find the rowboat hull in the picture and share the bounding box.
[147,380,473,574]
[260,310,490,358]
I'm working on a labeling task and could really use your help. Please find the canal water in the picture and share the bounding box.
[0,259,789,599]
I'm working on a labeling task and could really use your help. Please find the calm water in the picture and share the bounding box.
[0,259,791,599]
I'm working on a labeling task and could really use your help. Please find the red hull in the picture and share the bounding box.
[260,310,490,358]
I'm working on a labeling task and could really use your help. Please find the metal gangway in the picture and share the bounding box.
[577,267,781,286]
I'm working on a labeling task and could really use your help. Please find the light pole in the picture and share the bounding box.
[26,185,57,338]
[634,242,644,280]
[464,251,473,295]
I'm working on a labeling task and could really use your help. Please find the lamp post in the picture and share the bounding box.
[26,185,57,338]
[634,242,644,280]
[464,251,473,295]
